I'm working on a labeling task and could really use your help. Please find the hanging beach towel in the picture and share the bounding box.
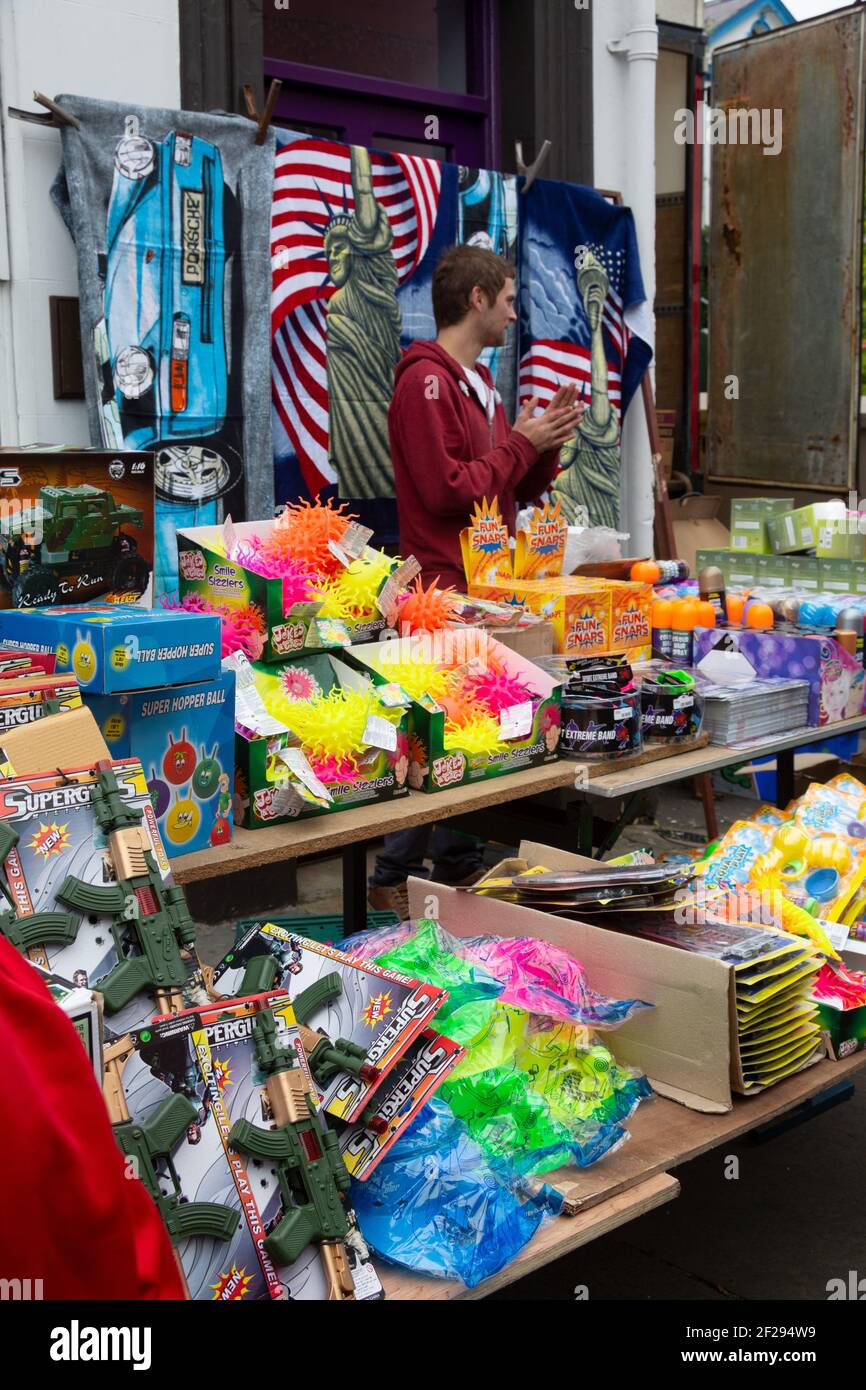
[518,181,653,531]
[50,95,275,593]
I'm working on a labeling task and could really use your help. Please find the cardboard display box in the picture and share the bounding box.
[85,670,235,857]
[0,649,56,676]
[816,998,866,1060]
[671,495,730,576]
[177,519,400,661]
[695,626,865,727]
[767,500,866,560]
[347,637,562,794]
[0,449,154,608]
[0,670,81,738]
[234,651,410,829]
[410,840,813,1113]
[467,575,652,663]
[0,603,220,693]
[0,703,110,776]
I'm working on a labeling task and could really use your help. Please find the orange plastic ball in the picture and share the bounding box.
[726,594,745,625]
[745,602,774,630]
[630,560,661,585]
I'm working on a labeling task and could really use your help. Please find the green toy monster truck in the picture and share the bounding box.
[0,484,149,606]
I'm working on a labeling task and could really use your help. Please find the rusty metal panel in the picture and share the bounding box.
[708,10,865,491]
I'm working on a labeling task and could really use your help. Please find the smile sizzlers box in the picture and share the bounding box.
[86,670,235,857]
[0,604,220,693]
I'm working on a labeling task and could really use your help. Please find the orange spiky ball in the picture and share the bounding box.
[272,498,356,578]
[438,691,478,727]
[396,576,461,634]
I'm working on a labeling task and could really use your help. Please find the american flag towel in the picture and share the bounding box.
[518,180,653,531]
[271,134,443,501]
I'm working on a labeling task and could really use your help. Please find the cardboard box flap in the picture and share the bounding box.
[0,704,110,775]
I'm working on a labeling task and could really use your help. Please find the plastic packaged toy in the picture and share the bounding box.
[561,685,641,759]
[350,1096,562,1287]
[640,669,704,745]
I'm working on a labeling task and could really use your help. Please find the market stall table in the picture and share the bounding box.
[379,1053,866,1299]
[172,712,866,932]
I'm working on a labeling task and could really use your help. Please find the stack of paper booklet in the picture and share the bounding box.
[699,677,810,746]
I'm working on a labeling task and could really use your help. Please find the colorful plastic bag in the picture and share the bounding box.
[351,1097,562,1287]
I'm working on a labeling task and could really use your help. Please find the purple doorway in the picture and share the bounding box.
[264,0,499,167]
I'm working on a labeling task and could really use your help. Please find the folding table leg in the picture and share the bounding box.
[342,841,368,934]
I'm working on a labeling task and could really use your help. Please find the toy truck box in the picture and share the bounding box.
[231,651,410,829]
[117,995,383,1300]
[0,450,154,608]
[177,518,397,661]
[346,634,562,794]
[86,669,235,857]
[0,603,220,692]
[0,758,208,1035]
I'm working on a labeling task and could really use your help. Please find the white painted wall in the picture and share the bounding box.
[657,0,705,26]
[593,0,658,558]
[0,0,180,448]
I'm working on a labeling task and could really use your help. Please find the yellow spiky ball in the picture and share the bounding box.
[313,577,357,623]
[365,650,455,704]
[444,712,503,757]
[260,683,401,764]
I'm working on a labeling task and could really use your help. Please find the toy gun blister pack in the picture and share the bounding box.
[212,925,449,1124]
[56,761,198,1015]
[111,997,383,1300]
[228,1006,356,1300]
[0,758,208,1032]
[103,1035,238,1297]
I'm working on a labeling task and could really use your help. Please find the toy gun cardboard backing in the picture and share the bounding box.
[0,757,208,1034]
[116,996,383,1301]
[211,926,449,1124]
[339,1027,465,1181]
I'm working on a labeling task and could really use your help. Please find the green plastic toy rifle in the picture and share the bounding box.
[102,1036,237,1270]
[116,1091,239,1245]
[55,760,197,1014]
[0,821,80,953]
[228,1006,356,1299]
[237,957,382,1097]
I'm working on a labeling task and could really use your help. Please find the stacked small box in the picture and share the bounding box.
[730,498,794,554]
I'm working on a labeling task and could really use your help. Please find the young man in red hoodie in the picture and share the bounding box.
[369,244,582,914]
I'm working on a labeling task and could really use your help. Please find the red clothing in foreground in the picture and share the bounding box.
[389,341,560,590]
[0,936,184,1300]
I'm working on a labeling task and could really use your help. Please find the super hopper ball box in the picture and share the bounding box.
[0,604,221,693]
[85,669,235,856]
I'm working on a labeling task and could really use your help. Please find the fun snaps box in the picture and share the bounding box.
[0,604,220,693]
[86,670,235,857]
[468,576,653,662]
